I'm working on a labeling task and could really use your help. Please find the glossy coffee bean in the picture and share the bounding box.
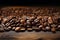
[45,26,51,31]
[27,28,32,32]
[8,26,12,30]
[42,27,46,32]
[51,28,56,33]
[51,24,57,28]
[48,17,53,24]
[20,27,26,32]
[57,25,60,31]
[12,27,16,31]
[15,27,20,32]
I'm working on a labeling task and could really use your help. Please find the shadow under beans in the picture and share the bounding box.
[36,37,60,40]
[0,36,17,40]
[36,38,43,40]
[53,38,60,40]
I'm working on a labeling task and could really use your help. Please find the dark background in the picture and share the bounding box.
[0,0,60,7]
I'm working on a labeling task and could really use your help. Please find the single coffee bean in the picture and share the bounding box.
[51,24,57,28]
[57,25,60,31]
[39,25,43,30]
[45,26,51,31]
[48,17,53,24]
[51,27,56,33]
[15,27,20,32]
[8,26,12,30]
[42,27,46,32]
[0,24,4,32]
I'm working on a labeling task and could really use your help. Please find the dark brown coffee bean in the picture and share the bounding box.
[5,22,11,27]
[0,25,4,32]
[34,19,39,23]
[26,20,31,25]
[32,26,40,31]
[45,26,51,31]
[42,27,46,32]
[39,25,43,30]
[51,27,56,33]
[43,22,48,26]
[8,26,12,30]
[2,18,8,23]
[27,28,32,32]
[20,27,26,32]
[57,25,60,31]
[48,17,53,24]
[51,24,57,28]
[4,27,10,31]
[12,27,16,31]
[15,27,20,32]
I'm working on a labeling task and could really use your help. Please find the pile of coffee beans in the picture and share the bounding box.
[0,15,59,33]
[0,7,60,33]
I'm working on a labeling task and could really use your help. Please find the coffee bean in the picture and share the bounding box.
[48,17,53,24]
[45,26,51,31]
[15,27,20,32]
[0,24,4,32]
[12,27,16,31]
[51,27,56,33]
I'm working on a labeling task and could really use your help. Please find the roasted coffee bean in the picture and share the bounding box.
[0,24,4,32]
[15,23,20,27]
[4,27,10,31]
[15,20,20,23]
[51,24,57,28]
[30,16,35,20]
[0,17,2,24]
[26,16,30,20]
[5,22,11,27]
[12,27,16,31]
[32,22,35,26]
[20,27,26,32]
[8,26,12,30]
[42,27,46,32]
[26,20,31,25]
[57,18,60,24]
[57,25,60,31]
[20,24,24,27]
[58,25,60,28]
[43,22,48,26]
[37,16,42,20]
[27,28,32,32]
[51,24,57,33]
[48,17,53,24]
[2,17,8,23]
[36,23,40,27]
[45,26,51,31]
[32,26,40,32]
[51,27,56,33]
[9,19,15,23]
[39,25,43,29]
[12,16,16,19]
[34,19,39,23]
[22,16,27,20]
[20,19,25,24]
[53,16,58,24]
[11,24,16,27]
[43,16,48,22]
[15,27,20,32]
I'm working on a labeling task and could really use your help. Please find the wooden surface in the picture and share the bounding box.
[0,31,60,40]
